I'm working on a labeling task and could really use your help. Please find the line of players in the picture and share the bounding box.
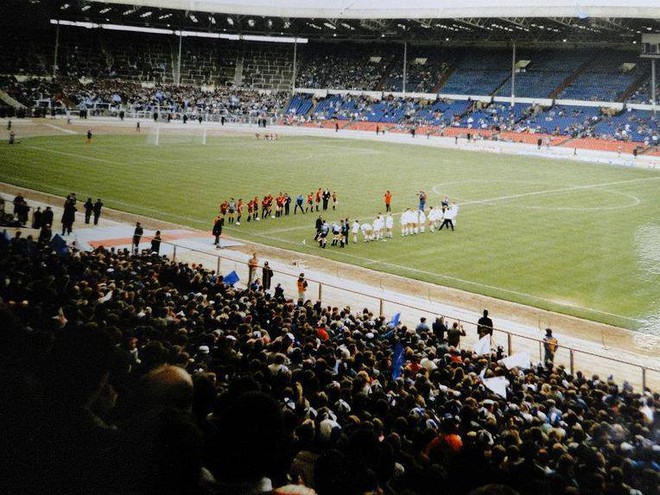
[218,189,340,226]
[315,200,459,248]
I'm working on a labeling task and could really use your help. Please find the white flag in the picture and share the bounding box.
[483,376,508,398]
[498,352,531,370]
[473,335,491,355]
[98,291,113,303]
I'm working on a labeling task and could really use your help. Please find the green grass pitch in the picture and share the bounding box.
[2,133,659,330]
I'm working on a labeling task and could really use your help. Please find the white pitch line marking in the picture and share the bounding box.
[23,146,125,165]
[260,176,659,235]
[459,176,660,207]
[242,229,644,324]
[43,123,78,135]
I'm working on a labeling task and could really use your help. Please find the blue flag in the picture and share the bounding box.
[387,312,401,328]
[50,234,68,257]
[224,270,239,286]
[391,342,405,380]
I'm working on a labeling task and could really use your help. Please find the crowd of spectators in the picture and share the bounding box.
[0,77,290,121]
[382,59,453,94]
[593,109,660,145]
[300,94,659,144]
[0,75,60,109]
[0,222,658,495]
[1,27,657,103]
[296,46,393,91]
[1,71,657,144]
[0,45,657,144]
[60,80,290,119]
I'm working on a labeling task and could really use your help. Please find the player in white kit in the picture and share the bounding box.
[385,213,394,238]
[418,209,426,233]
[352,220,360,243]
[360,221,373,242]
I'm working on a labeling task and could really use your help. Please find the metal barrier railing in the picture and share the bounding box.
[159,240,658,391]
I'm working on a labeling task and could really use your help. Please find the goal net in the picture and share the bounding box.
[145,123,208,146]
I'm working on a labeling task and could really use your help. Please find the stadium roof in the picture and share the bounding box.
[88,0,659,20]
[6,0,658,45]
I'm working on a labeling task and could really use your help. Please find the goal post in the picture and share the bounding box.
[146,123,208,146]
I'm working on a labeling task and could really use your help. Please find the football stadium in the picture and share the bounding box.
[0,0,659,493]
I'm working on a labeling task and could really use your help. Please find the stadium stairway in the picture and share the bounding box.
[376,57,399,92]
[432,62,456,93]
[549,58,592,99]
[618,73,651,103]
[0,90,26,109]
[490,75,511,97]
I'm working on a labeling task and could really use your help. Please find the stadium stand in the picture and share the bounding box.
[382,49,456,93]
[286,93,315,117]
[627,78,654,104]
[240,43,295,91]
[413,99,473,127]
[2,67,657,146]
[510,105,602,137]
[495,49,591,99]
[439,49,512,96]
[592,109,659,144]
[0,225,658,495]
[2,2,660,491]
[558,51,646,102]
[296,43,395,91]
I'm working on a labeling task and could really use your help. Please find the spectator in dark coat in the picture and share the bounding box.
[262,261,274,291]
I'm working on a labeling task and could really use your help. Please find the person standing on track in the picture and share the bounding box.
[297,273,308,300]
[61,195,77,235]
[477,310,493,338]
[150,230,162,255]
[93,199,103,225]
[84,198,93,224]
[248,253,259,285]
[543,328,558,366]
[132,222,143,254]
[212,214,224,248]
[262,261,274,291]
